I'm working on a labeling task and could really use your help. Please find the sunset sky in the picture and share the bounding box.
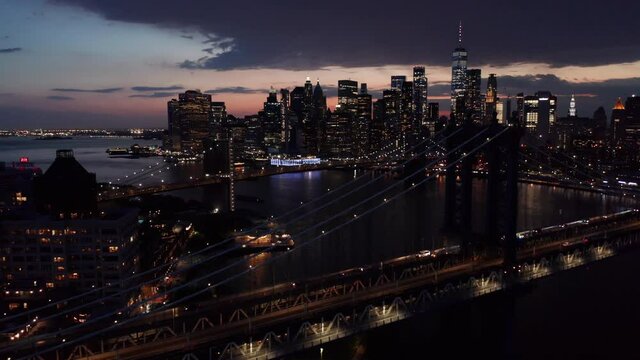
[1,0,639,128]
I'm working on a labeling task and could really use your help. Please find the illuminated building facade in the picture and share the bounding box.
[412,66,428,134]
[624,95,640,143]
[400,80,414,137]
[611,98,626,144]
[0,209,139,310]
[210,101,228,141]
[523,91,557,139]
[338,80,359,112]
[391,75,406,91]
[167,90,214,153]
[262,88,284,154]
[1,150,139,311]
[569,94,577,117]
[465,68,482,123]
[451,23,468,123]
[354,85,372,158]
[485,74,498,123]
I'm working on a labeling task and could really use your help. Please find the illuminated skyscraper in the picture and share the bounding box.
[167,90,213,153]
[338,80,359,112]
[400,81,414,137]
[354,85,372,158]
[611,98,625,144]
[412,66,428,134]
[523,91,557,139]
[465,69,482,122]
[451,22,468,123]
[211,101,227,140]
[262,87,283,154]
[569,94,577,117]
[391,75,406,91]
[382,89,401,142]
[485,74,498,123]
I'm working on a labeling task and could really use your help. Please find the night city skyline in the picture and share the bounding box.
[4,2,640,360]
[1,0,640,128]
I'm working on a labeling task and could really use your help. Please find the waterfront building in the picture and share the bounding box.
[262,88,284,154]
[1,150,139,311]
[167,90,214,153]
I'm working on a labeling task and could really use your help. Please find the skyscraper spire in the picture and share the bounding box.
[458,21,463,45]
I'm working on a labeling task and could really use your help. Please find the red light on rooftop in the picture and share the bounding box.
[19,157,29,163]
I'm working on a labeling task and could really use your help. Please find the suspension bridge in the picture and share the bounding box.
[2,118,640,360]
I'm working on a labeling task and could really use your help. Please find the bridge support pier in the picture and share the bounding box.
[442,118,522,264]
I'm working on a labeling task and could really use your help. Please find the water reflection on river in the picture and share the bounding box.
[170,169,633,290]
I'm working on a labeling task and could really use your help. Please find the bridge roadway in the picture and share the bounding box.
[97,161,380,202]
[99,162,635,203]
[13,212,640,359]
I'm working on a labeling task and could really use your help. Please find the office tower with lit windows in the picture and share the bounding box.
[523,91,557,139]
[465,69,482,122]
[428,102,439,129]
[309,80,327,155]
[338,80,359,112]
[382,89,401,142]
[623,95,640,142]
[261,88,284,154]
[279,88,293,152]
[371,99,386,154]
[391,75,406,91]
[244,114,265,158]
[167,90,214,153]
[354,87,372,158]
[323,110,352,159]
[210,101,227,141]
[400,81,414,138]
[412,66,428,134]
[516,93,525,125]
[451,23,468,123]
[568,94,577,117]
[485,74,498,122]
[496,100,505,124]
[611,98,626,144]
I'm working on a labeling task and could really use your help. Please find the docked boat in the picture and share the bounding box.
[106,147,130,156]
[35,135,72,140]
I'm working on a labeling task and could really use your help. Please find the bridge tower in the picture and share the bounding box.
[443,111,522,267]
[203,137,235,212]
